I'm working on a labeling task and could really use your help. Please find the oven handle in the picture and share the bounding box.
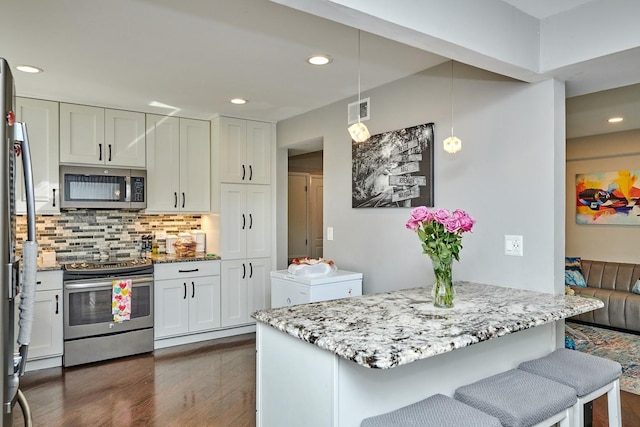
[64,277,152,290]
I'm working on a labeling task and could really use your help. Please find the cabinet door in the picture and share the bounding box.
[15,98,60,214]
[246,185,271,259]
[154,279,190,338]
[221,260,249,327]
[188,275,221,332]
[22,290,63,360]
[248,257,271,314]
[220,184,248,260]
[246,121,271,184]
[105,109,146,168]
[179,118,210,212]
[60,104,105,165]
[146,114,180,213]
[219,117,247,183]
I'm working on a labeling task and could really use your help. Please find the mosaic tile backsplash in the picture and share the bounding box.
[16,210,202,262]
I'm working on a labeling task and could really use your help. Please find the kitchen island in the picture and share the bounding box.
[253,281,603,427]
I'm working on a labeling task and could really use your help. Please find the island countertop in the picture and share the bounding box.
[252,281,604,369]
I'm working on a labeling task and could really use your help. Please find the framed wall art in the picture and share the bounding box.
[352,122,434,208]
[576,169,640,225]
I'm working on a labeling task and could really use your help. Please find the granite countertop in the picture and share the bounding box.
[252,281,604,369]
[151,253,220,263]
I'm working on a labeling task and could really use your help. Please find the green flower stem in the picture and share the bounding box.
[430,255,454,308]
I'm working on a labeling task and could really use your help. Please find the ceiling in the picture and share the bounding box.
[0,0,637,139]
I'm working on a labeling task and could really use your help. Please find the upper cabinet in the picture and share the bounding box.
[15,98,60,214]
[60,103,146,168]
[216,117,271,184]
[146,115,210,213]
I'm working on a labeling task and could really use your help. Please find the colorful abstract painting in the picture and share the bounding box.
[352,123,434,208]
[576,169,640,225]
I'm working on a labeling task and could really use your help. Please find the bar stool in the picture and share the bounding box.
[518,348,622,427]
[360,393,502,427]
[454,369,577,427]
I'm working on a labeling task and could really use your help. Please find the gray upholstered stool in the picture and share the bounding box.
[454,369,577,427]
[360,393,502,427]
[518,348,622,427]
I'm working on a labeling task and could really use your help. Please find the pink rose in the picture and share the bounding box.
[433,208,450,224]
[405,218,421,231]
[452,209,466,220]
[459,214,475,232]
[410,206,431,223]
[444,217,461,233]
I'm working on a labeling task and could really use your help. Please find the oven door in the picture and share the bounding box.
[63,275,154,340]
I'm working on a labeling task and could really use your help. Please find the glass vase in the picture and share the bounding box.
[430,255,455,308]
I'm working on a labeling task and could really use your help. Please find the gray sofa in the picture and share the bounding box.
[569,259,640,333]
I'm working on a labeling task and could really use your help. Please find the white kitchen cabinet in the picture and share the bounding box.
[15,98,60,214]
[216,117,271,184]
[154,261,221,339]
[60,104,146,167]
[146,115,210,213]
[221,257,270,327]
[270,270,363,308]
[220,184,270,260]
[15,270,63,366]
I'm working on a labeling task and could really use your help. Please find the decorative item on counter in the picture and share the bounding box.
[173,237,197,257]
[287,257,337,277]
[406,206,475,308]
[191,230,206,253]
[166,235,178,255]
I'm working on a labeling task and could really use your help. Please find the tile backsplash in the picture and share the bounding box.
[16,210,202,262]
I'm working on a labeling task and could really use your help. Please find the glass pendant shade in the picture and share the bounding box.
[443,135,461,153]
[348,122,370,142]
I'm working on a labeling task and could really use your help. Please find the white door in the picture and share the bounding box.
[310,175,324,259]
[246,121,271,184]
[221,260,249,327]
[248,257,271,313]
[59,104,105,165]
[188,275,221,332]
[246,185,271,259]
[288,173,309,260]
[15,98,60,214]
[154,279,190,338]
[146,114,181,212]
[105,109,146,168]
[220,184,248,260]
[25,290,63,359]
[179,118,210,212]
[219,117,247,183]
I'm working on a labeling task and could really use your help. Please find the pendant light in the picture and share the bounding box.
[348,30,370,142]
[443,61,461,154]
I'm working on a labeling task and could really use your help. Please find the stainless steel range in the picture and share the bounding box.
[62,258,154,367]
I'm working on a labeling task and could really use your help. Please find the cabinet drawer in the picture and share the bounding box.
[154,261,220,280]
[34,270,63,292]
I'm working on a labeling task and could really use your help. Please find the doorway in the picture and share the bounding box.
[288,149,323,262]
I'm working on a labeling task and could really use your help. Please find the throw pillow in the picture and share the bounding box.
[565,257,582,272]
[632,279,640,295]
[565,270,587,287]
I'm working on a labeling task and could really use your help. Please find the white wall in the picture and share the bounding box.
[277,62,566,295]
[566,129,640,263]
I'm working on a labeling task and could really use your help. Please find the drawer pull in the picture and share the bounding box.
[99,143,102,161]
[52,189,56,207]
[178,268,199,273]
[249,165,253,181]
[249,262,253,278]
[55,294,59,314]
[242,164,246,181]
[183,282,187,299]
[191,281,195,298]
[242,263,246,279]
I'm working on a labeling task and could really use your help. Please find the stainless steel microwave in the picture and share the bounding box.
[60,165,147,210]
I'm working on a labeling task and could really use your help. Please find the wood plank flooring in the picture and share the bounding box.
[11,333,640,426]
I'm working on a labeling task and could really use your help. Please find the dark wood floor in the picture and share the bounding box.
[11,334,640,426]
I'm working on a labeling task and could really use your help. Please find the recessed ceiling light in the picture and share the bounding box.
[230,98,247,105]
[608,117,623,123]
[16,65,43,74]
[307,55,332,66]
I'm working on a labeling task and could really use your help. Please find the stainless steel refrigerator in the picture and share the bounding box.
[1,57,38,426]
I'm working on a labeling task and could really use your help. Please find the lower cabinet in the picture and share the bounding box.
[221,258,270,327]
[154,261,221,339]
[16,270,63,369]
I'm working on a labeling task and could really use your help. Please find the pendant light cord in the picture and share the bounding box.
[450,60,454,138]
[357,30,362,121]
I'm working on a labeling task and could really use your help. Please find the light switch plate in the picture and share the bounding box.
[505,235,523,256]
[327,227,334,241]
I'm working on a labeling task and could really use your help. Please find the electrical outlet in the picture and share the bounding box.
[505,235,523,256]
[327,227,334,241]
[155,231,167,240]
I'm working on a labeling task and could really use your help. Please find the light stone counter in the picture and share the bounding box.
[254,281,604,426]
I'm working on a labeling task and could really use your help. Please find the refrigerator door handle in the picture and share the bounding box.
[14,122,39,376]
